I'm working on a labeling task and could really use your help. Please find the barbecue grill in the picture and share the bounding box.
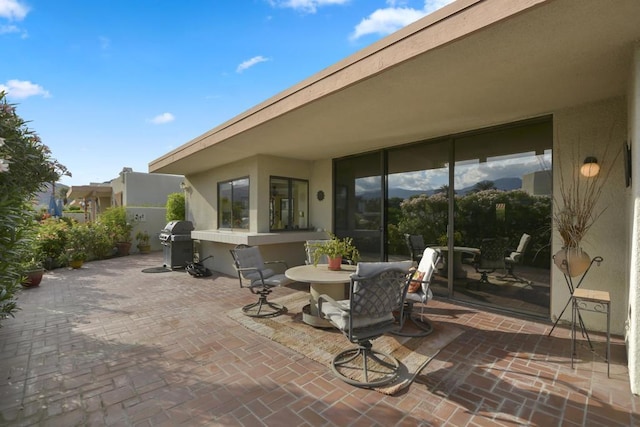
[160,220,194,269]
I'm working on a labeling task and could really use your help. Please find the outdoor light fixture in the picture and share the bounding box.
[580,157,600,177]
[180,181,191,192]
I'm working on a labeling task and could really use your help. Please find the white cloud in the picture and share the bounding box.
[350,0,454,41]
[0,23,17,33]
[0,0,29,20]
[236,55,270,73]
[149,113,175,124]
[0,79,50,99]
[269,0,349,14]
[99,36,111,50]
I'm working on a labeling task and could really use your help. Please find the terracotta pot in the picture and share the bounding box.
[553,247,591,277]
[116,242,132,256]
[23,268,44,287]
[327,256,342,271]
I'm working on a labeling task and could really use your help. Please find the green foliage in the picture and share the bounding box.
[166,192,185,222]
[0,92,69,325]
[98,206,134,243]
[86,222,115,260]
[307,233,360,266]
[61,222,92,265]
[135,230,150,245]
[395,189,552,267]
[398,193,448,246]
[36,218,69,269]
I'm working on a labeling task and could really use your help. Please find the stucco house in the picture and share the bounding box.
[67,167,184,252]
[149,0,640,393]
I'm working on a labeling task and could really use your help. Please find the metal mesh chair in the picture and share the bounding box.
[318,261,411,387]
[405,234,426,264]
[394,247,441,337]
[469,237,509,289]
[230,244,292,317]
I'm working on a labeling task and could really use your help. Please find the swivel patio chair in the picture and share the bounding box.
[230,244,292,318]
[468,237,509,290]
[405,234,426,264]
[394,247,441,337]
[499,233,532,284]
[318,261,412,387]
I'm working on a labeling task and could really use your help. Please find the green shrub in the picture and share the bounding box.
[36,218,69,269]
[87,222,115,260]
[166,192,185,221]
[98,206,134,244]
[0,92,68,325]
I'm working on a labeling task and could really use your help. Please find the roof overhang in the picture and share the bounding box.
[67,185,113,201]
[149,0,640,176]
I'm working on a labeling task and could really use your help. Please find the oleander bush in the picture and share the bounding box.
[0,92,69,326]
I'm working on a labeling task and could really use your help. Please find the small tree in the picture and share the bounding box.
[0,92,69,325]
[166,192,185,221]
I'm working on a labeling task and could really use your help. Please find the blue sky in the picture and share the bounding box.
[1,0,453,186]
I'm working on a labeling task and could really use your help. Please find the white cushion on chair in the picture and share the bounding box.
[321,299,394,331]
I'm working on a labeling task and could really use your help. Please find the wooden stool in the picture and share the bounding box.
[571,288,610,377]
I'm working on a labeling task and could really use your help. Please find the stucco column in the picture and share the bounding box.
[628,43,640,395]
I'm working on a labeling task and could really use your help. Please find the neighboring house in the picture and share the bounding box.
[67,167,184,252]
[148,1,640,392]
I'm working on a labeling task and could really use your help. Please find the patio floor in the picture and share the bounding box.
[0,253,638,426]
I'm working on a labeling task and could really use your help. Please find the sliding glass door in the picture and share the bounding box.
[333,118,553,317]
[334,152,384,261]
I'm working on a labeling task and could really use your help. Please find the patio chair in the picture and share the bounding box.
[468,237,509,290]
[318,261,412,387]
[499,233,532,284]
[405,234,426,264]
[230,244,292,318]
[305,239,330,265]
[394,247,441,337]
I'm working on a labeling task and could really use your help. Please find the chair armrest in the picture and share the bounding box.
[264,260,289,269]
[317,294,346,318]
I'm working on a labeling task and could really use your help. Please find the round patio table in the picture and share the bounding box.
[285,264,356,327]
[432,246,480,278]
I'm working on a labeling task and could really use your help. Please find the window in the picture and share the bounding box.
[270,177,309,231]
[218,177,249,230]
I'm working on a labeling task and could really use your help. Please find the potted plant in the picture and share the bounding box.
[67,250,87,269]
[21,256,45,287]
[307,233,360,270]
[99,207,134,256]
[63,222,91,269]
[553,145,618,277]
[136,230,151,254]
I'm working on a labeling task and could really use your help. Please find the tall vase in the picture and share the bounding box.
[553,247,591,277]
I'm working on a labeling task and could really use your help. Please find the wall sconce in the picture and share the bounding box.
[180,181,191,192]
[580,157,600,177]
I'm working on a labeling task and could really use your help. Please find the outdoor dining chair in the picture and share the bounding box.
[230,244,292,318]
[318,261,412,387]
[499,233,532,284]
[469,237,510,290]
[405,234,426,264]
[394,247,441,337]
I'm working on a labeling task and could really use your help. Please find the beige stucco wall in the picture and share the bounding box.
[309,158,333,232]
[552,97,628,335]
[627,44,640,394]
[185,155,332,275]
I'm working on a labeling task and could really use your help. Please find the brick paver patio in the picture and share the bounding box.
[0,253,638,426]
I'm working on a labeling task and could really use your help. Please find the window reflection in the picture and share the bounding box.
[269,177,309,231]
